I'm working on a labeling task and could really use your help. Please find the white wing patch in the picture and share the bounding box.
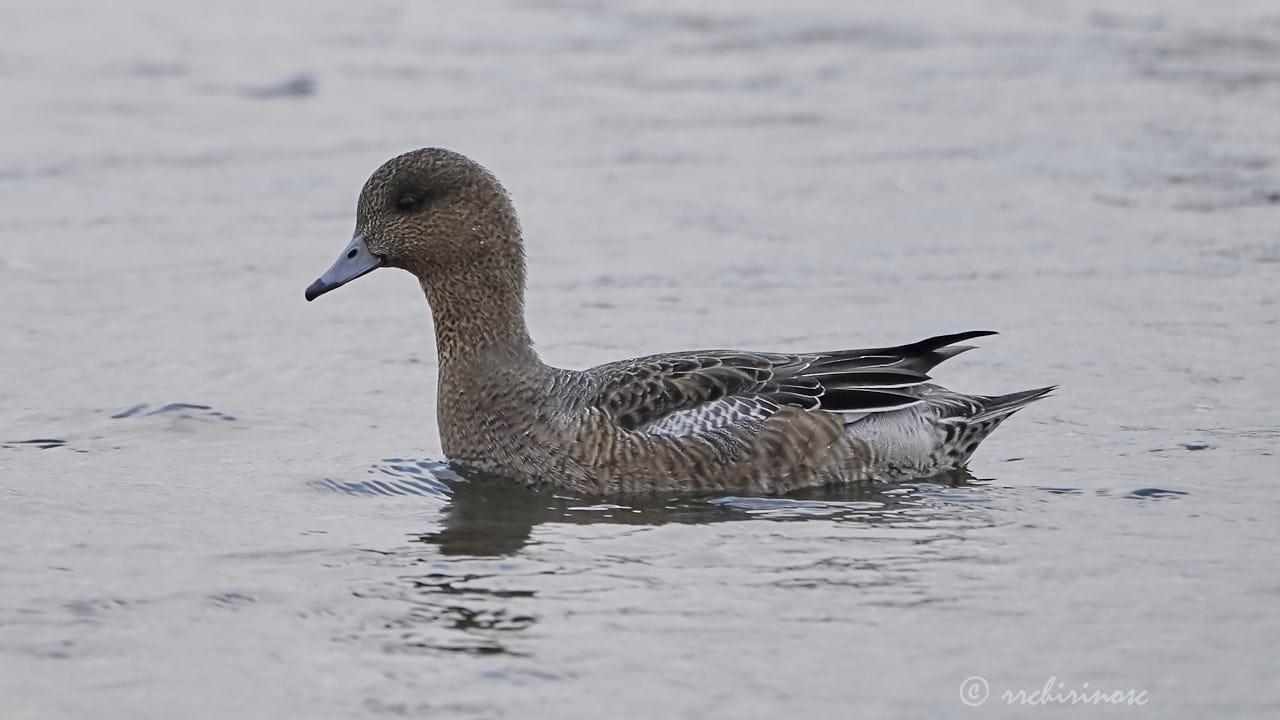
[639,397,781,437]
[832,398,924,424]
[639,394,926,436]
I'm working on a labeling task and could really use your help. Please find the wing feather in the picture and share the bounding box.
[587,332,995,435]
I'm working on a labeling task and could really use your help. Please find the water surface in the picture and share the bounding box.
[2,1,1278,718]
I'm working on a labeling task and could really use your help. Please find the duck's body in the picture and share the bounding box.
[306,148,1052,495]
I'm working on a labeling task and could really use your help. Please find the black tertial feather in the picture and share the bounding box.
[816,388,921,412]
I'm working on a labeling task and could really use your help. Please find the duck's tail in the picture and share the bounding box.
[967,385,1057,424]
[927,385,1055,468]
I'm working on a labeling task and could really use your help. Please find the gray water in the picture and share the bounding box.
[2,1,1279,718]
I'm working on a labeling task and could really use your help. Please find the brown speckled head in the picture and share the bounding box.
[306,148,533,357]
[355,148,522,277]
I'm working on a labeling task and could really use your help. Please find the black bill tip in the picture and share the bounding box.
[305,279,333,302]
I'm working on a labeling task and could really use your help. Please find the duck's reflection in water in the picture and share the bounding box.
[328,460,987,657]
[414,462,982,556]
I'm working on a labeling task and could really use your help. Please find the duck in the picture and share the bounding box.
[305,148,1053,495]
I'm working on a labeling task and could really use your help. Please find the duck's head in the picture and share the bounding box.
[305,148,522,302]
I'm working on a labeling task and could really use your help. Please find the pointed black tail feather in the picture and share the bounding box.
[902,330,1000,355]
[970,385,1056,423]
[907,331,999,371]
[813,330,998,369]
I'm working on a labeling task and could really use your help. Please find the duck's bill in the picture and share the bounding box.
[305,235,383,301]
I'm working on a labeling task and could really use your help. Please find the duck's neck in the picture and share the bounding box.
[421,258,551,464]
[421,270,540,371]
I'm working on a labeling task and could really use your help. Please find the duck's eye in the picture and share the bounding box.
[395,193,423,213]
